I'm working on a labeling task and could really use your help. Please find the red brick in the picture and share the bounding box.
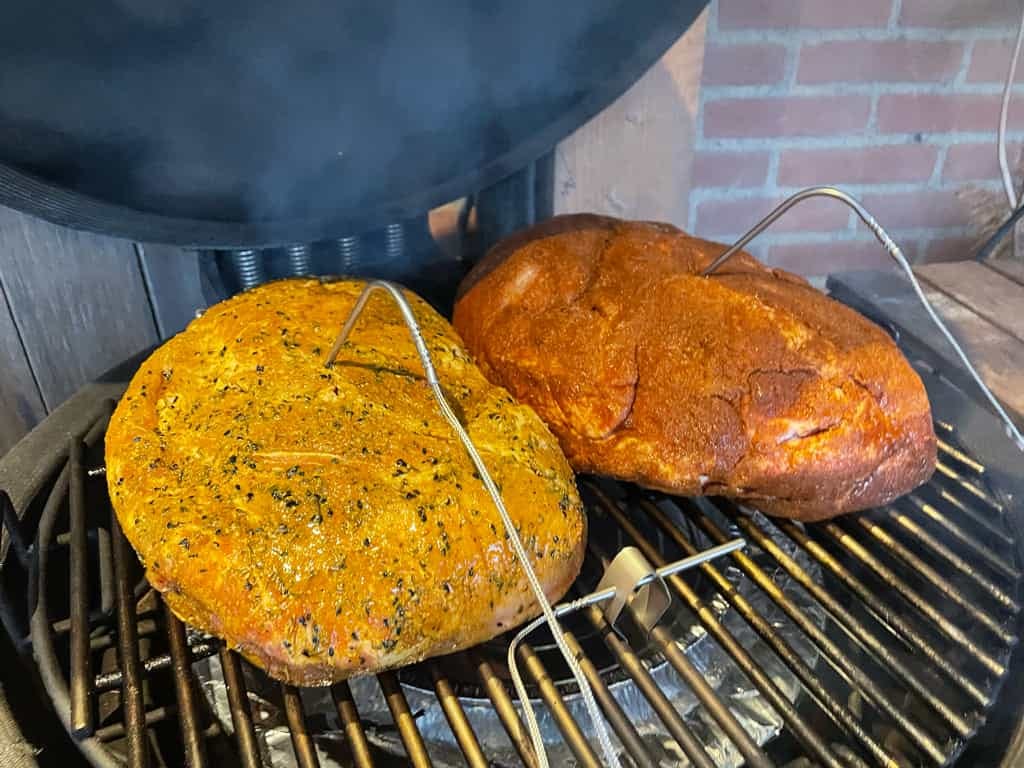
[692,150,771,188]
[860,190,971,229]
[703,43,787,86]
[876,93,1024,134]
[765,238,915,275]
[797,40,964,84]
[777,145,938,186]
[695,195,851,238]
[704,96,872,139]
[942,142,1024,181]
[923,236,979,262]
[899,0,1020,29]
[719,0,892,30]
[966,38,1024,83]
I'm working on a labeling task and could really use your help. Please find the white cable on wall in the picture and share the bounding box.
[998,2,1024,210]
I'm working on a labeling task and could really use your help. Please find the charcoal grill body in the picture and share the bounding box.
[1,271,1023,768]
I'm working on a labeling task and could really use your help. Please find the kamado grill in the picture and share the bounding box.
[2,1,1024,767]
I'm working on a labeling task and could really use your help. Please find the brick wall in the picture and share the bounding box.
[691,0,1024,274]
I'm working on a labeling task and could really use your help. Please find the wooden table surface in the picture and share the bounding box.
[914,259,1024,423]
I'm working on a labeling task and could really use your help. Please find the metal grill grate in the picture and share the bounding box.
[13,408,1022,768]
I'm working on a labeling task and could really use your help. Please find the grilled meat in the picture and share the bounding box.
[105,278,585,685]
[453,214,936,520]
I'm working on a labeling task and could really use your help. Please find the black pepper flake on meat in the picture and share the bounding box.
[363,537,371,547]
[178,537,189,550]
[245,581,253,591]
[559,494,571,514]
[417,507,427,523]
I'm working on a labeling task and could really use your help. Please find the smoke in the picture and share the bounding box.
[0,0,647,232]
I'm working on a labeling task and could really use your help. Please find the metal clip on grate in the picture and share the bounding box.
[701,185,1024,452]
[324,280,744,767]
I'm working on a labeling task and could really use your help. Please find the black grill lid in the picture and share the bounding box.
[0,0,706,248]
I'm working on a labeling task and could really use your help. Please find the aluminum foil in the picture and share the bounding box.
[196,508,825,767]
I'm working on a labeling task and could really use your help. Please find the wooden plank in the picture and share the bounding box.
[553,9,707,227]
[828,270,1024,425]
[919,288,1024,419]
[916,261,1024,343]
[135,244,206,339]
[0,283,46,455]
[0,206,158,410]
[985,259,1024,288]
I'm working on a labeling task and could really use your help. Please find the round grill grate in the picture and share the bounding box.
[4,398,1022,768]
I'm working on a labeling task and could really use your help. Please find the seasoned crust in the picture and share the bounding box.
[105,279,585,685]
[453,215,936,520]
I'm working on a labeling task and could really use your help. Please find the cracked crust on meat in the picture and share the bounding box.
[453,216,936,520]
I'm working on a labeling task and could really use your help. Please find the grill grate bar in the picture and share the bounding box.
[560,627,658,768]
[851,515,1017,638]
[902,495,1020,581]
[773,517,994,703]
[377,671,433,768]
[583,534,775,768]
[429,664,488,768]
[111,513,150,768]
[931,487,1013,548]
[96,705,175,742]
[95,637,220,692]
[330,683,376,768]
[516,642,602,768]
[165,604,207,767]
[816,521,1006,675]
[655,498,911,763]
[219,648,262,768]
[687,500,962,758]
[935,462,1002,513]
[936,439,985,476]
[282,684,321,768]
[583,605,718,768]
[590,485,841,768]
[727,508,987,722]
[68,438,93,738]
[650,623,776,768]
[473,655,540,768]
